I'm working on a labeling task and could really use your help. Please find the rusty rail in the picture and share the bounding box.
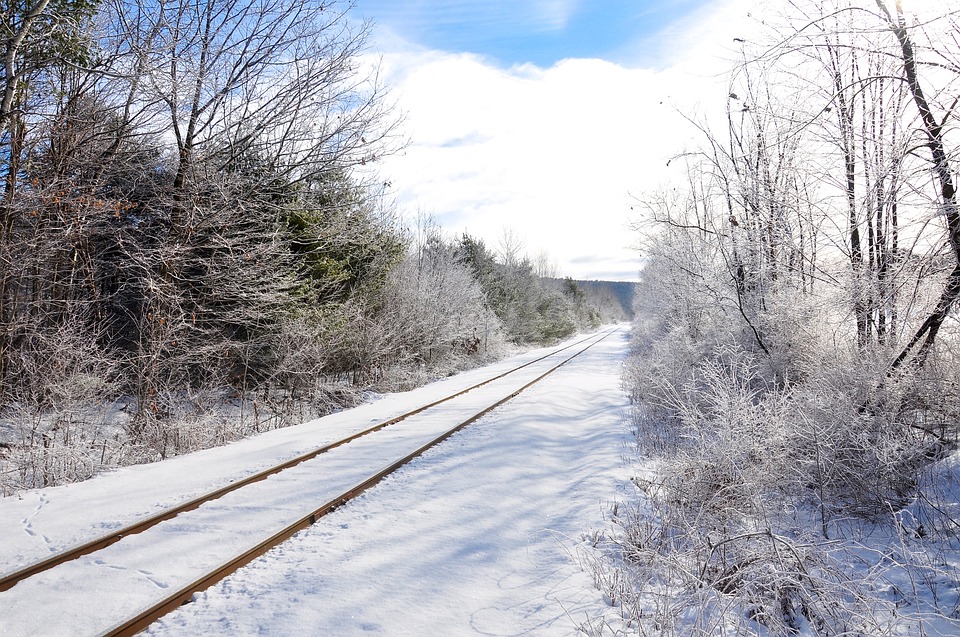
[101,326,618,636]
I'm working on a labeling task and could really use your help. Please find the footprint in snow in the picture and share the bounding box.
[137,570,170,589]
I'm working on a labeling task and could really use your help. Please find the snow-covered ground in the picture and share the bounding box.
[0,328,632,636]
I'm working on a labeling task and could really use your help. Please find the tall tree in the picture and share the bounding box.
[0,0,99,389]
[873,0,960,369]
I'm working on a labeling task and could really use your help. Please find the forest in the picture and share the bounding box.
[0,0,627,492]
[590,0,960,634]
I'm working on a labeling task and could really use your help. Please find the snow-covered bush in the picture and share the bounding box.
[580,0,960,630]
[354,223,507,389]
[606,265,960,631]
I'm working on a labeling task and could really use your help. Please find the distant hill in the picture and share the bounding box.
[575,280,637,319]
[543,278,638,320]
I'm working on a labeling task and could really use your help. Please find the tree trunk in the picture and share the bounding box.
[877,0,960,370]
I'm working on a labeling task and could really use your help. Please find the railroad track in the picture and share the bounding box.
[0,327,618,636]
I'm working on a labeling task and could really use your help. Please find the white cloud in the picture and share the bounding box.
[366,1,754,281]
[533,0,579,31]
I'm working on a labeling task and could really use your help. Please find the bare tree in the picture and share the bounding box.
[616,3,960,632]
[0,0,405,453]
[872,0,960,369]
[88,0,402,417]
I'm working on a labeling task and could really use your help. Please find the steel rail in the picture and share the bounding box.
[100,326,619,637]
[0,328,616,593]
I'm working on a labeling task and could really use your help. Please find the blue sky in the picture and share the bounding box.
[352,0,710,68]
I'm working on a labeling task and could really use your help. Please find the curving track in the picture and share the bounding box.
[0,328,618,636]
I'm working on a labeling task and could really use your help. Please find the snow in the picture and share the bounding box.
[0,328,632,636]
